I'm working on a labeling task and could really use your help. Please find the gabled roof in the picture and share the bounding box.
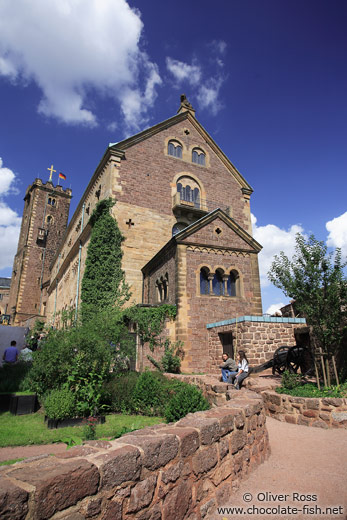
[142,208,262,273]
[109,110,253,193]
[174,208,262,252]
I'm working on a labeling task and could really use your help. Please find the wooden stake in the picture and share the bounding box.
[319,347,327,387]
[332,356,340,386]
[325,358,331,387]
[314,358,321,390]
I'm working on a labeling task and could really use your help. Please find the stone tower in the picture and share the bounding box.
[8,178,72,326]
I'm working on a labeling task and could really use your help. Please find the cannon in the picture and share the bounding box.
[251,345,313,376]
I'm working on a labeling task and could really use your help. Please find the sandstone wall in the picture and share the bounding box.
[0,395,269,520]
[263,391,347,429]
[208,317,307,371]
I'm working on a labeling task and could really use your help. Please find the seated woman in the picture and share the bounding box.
[228,350,249,389]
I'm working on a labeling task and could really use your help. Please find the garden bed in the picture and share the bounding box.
[46,415,106,429]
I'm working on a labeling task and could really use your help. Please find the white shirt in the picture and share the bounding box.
[238,359,249,372]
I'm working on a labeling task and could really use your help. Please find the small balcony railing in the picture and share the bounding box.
[172,193,232,216]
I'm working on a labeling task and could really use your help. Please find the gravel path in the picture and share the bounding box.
[210,416,347,520]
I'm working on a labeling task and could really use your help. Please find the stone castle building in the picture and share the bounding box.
[8,96,305,372]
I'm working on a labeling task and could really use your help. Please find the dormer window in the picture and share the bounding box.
[168,140,182,158]
[192,148,205,166]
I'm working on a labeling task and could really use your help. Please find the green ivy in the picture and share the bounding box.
[125,304,177,350]
[81,198,130,322]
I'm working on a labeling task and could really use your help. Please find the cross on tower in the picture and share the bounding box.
[47,164,56,182]
[126,219,134,229]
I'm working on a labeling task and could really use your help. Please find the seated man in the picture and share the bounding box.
[219,353,237,382]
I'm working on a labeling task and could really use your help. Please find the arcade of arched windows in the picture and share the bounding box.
[199,266,241,297]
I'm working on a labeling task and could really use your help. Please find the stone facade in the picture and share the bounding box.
[9,98,269,370]
[0,393,269,520]
[207,316,307,372]
[8,180,71,326]
[0,277,11,318]
[262,391,347,429]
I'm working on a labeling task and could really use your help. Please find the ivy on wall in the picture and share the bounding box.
[81,198,130,322]
[125,304,177,350]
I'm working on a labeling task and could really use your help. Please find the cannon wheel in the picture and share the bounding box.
[272,346,290,375]
[286,345,313,375]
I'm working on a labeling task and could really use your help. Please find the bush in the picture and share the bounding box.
[148,340,184,374]
[0,362,32,393]
[164,383,210,423]
[44,388,76,420]
[103,372,140,413]
[132,371,163,415]
[280,370,304,390]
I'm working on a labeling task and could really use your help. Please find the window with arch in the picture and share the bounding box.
[172,222,187,236]
[227,270,239,297]
[176,177,200,208]
[168,140,182,158]
[46,215,54,225]
[156,273,169,302]
[200,267,210,295]
[212,269,225,296]
[48,197,56,206]
[192,148,206,166]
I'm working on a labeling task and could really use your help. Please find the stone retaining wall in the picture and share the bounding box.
[263,391,347,429]
[0,394,270,520]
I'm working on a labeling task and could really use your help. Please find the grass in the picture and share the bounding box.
[0,410,163,447]
[0,458,25,466]
[276,381,347,398]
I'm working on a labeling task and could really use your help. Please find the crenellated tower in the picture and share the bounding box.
[8,178,72,326]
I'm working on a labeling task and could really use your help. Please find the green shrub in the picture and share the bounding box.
[0,362,32,393]
[164,383,210,423]
[133,370,163,415]
[280,370,304,390]
[103,372,140,413]
[148,340,184,374]
[44,388,76,420]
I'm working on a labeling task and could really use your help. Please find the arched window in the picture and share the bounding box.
[200,267,210,295]
[176,178,200,208]
[212,269,224,296]
[48,198,56,206]
[168,140,182,158]
[172,222,187,236]
[227,271,238,297]
[46,215,53,225]
[192,149,206,166]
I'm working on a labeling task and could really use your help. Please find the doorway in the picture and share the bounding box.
[219,332,234,359]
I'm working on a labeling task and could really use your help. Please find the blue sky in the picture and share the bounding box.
[0,0,346,313]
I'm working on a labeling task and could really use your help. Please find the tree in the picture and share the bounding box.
[268,234,347,378]
[81,198,130,322]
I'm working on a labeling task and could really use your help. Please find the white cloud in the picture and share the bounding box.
[196,78,223,115]
[0,0,161,131]
[326,211,347,256]
[166,53,225,115]
[166,57,201,86]
[265,303,285,315]
[251,214,304,287]
[0,159,21,270]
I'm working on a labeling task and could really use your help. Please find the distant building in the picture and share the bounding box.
[0,277,11,319]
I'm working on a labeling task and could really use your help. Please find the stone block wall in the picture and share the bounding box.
[263,391,347,429]
[207,317,307,372]
[0,396,269,520]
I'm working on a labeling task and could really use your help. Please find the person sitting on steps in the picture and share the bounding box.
[219,353,237,382]
[228,350,249,389]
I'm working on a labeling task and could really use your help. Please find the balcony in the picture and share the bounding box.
[172,193,232,218]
